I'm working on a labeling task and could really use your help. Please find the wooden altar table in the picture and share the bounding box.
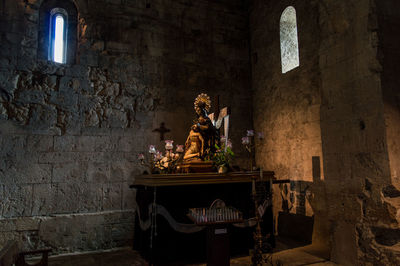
[132,171,276,187]
[130,171,281,265]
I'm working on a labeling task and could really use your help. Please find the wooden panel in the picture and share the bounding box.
[131,171,275,187]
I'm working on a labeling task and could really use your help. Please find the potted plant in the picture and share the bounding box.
[212,137,235,173]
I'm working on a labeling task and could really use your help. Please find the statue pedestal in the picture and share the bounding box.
[177,161,214,173]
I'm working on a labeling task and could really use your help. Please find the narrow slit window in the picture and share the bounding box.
[280,6,299,74]
[53,15,64,63]
[49,9,67,64]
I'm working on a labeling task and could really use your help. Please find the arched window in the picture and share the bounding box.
[280,6,299,74]
[38,0,77,65]
[49,8,67,63]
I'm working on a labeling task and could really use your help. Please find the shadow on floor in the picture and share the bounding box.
[29,248,148,266]
[27,237,334,266]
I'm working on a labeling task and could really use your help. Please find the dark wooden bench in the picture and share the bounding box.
[0,240,51,266]
[0,241,18,266]
[15,248,52,266]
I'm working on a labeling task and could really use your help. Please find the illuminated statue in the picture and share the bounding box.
[183,125,205,161]
[182,93,218,162]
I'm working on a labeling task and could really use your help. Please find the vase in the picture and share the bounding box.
[218,164,228,174]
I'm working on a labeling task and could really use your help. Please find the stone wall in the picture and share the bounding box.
[378,1,400,189]
[373,0,400,263]
[318,0,400,264]
[318,1,388,264]
[251,0,400,264]
[249,0,321,233]
[0,0,252,253]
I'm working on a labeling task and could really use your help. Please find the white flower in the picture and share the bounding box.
[226,140,232,148]
[220,136,227,143]
[149,145,156,154]
[241,136,250,145]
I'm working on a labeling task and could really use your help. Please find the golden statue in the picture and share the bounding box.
[183,124,204,161]
[179,93,218,172]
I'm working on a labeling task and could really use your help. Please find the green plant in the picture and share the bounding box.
[212,143,235,167]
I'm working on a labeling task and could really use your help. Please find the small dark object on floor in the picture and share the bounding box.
[0,241,18,266]
[16,249,52,266]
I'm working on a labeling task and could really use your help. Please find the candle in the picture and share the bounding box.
[176,144,184,153]
[154,151,163,160]
[165,140,174,150]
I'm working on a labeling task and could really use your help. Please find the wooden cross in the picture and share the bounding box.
[153,122,170,141]
[208,95,230,148]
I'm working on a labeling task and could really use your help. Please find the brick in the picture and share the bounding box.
[87,162,110,183]
[53,136,77,152]
[14,163,52,184]
[2,184,33,218]
[79,184,103,212]
[0,218,16,232]
[110,159,137,182]
[38,152,78,164]
[102,183,122,211]
[15,217,40,231]
[122,181,136,210]
[53,162,87,183]
[55,182,82,214]
[26,135,53,152]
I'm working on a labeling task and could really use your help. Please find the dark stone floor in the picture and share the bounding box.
[35,248,148,266]
[25,237,333,266]
[41,247,334,266]
[44,249,250,266]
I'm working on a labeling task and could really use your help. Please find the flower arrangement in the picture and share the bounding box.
[241,129,264,170]
[138,140,184,174]
[212,136,235,173]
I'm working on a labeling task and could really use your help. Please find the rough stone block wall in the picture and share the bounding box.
[318,1,383,263]
[318,0,400,264]
[373,0,400,263]
[377,2,400,182]
[250,0,400,264]
[377,0,400,211]
[0,0,252,253]
[249,0,321,233]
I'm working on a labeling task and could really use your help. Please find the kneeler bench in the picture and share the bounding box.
[0,240,51,266]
